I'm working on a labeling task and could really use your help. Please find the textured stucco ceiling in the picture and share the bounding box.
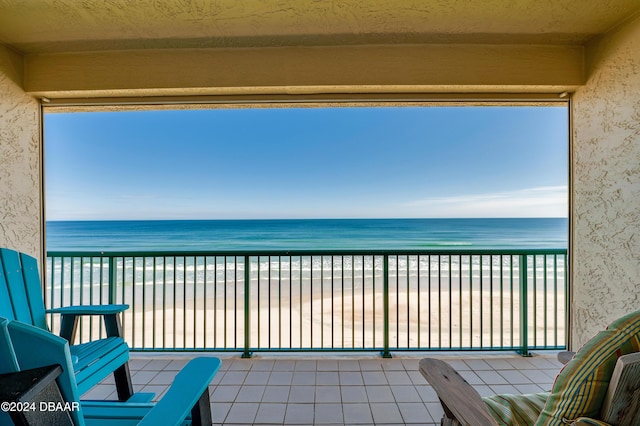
[1,0,640,54]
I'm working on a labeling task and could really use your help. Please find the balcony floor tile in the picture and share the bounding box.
[97,351,565,425]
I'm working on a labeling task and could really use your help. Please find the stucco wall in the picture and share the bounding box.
[0,45,42,259]
[572,15,640,348]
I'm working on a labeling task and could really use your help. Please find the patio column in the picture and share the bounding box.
[0,45,43,260]
[571,14,640,349]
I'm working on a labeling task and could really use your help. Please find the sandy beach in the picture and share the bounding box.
[61,275,565,353]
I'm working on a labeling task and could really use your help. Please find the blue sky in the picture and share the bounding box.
[44,106,568,220]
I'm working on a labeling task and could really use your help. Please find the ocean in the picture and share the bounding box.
[45,218,568,252]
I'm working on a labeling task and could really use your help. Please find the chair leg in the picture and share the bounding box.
[190,388,212,426]
[59,315,79,343]
[441,403,461,426]
[103,314,134,401]
[113,363,134,401]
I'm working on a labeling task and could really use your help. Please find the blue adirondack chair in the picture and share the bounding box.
[0,317,220,425]
[0,248,134,401]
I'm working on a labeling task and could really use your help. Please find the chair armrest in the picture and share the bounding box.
[46,304,129,316]
[47,305,129,343]
[419,358,498,426]
[137,357,221,426]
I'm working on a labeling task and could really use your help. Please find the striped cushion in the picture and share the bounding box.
[484,392,549,425]
[535,310,640,425]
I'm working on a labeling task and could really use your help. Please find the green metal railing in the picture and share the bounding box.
[45,249,568,356]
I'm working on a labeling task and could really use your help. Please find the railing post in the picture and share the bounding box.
[381,254,392,358]
[108,256,117,305]
[518,254,531,356]
[242,255,252,358]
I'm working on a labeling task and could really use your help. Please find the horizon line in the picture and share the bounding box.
[46,216,569,222]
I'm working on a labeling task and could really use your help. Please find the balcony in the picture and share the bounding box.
[42,248,567,423]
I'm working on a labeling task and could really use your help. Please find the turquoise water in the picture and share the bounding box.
[46,218,568,251]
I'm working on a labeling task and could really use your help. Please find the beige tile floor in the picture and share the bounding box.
[83,352,564,425]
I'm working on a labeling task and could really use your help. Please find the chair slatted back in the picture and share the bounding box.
[0,249,48,330]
